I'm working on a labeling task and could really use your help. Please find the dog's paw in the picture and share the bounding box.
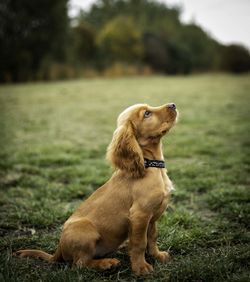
[98,258,120,270]
[154,251,170,263]
[132,261,153,275]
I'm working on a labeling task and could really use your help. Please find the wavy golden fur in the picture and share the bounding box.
[15,103,178,275]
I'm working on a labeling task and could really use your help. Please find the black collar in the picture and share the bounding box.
[144,158,165,169]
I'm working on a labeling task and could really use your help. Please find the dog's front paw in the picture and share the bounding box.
[154,251,170,263]
[132,261,153,275]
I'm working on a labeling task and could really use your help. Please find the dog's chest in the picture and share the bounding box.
[152,170,173,220]
[161,169,174,194]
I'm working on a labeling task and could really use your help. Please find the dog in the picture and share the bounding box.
[16,103,178,275]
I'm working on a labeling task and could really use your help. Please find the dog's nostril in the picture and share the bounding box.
[167,103,176,110]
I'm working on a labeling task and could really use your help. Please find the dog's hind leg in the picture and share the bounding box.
[63,218,120,270]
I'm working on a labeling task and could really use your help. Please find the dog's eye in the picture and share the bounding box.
[144,110,151,118]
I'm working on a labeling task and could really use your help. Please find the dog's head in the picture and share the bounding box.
[107,103,178,178]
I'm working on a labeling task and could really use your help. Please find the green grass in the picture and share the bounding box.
[0,74,250,281]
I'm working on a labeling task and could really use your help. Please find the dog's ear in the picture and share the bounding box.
[106,121,145,178]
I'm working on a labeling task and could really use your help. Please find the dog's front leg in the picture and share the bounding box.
[129,209,153,275]
[147,221,170,263]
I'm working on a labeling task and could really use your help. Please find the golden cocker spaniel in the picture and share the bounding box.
[16,103,178,275]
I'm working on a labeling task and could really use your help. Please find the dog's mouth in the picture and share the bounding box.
[161,118,176,134]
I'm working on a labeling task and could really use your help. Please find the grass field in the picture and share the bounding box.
[0,74,249,281]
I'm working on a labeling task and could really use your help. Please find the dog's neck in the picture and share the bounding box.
[141,140,164,161]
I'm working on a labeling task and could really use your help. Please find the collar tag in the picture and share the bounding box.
[144,158,165,169]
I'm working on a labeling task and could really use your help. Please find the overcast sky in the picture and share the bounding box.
[69,0,250,49]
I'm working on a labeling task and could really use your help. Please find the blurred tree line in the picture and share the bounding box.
[1,0,250,82]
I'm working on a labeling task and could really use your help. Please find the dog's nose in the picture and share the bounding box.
[167,103,176,110]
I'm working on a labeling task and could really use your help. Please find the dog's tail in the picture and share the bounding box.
[14,245,63,262]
